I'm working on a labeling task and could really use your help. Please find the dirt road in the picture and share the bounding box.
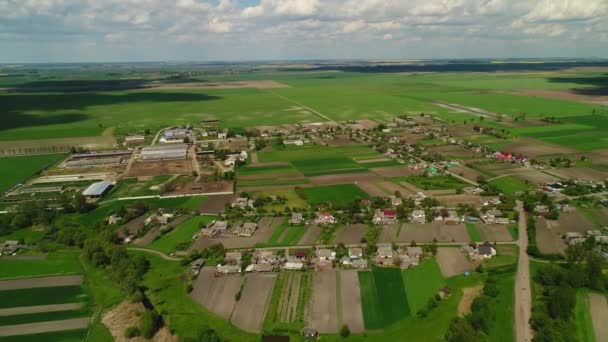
[514,200,532,342]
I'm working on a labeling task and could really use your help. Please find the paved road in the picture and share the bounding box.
[514,200,532,342]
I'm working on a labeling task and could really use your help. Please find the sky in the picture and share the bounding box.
[0,0,607,63]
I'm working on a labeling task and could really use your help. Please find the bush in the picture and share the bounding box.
[140,310,161,339]
[124,326,140,338]
[340,324,350,338]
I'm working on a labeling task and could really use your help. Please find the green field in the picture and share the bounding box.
[304,184,369,206]
[0,286,84,308]
[0,251,81,279]
[0,329,87,342]
[403,175,470,190]
[358,267,410,330]
[105,175,171,199]
[401,260,445,314]
[489,176,534,195]
[574,290,596,342]
[466,223,483,242]
[147,215,215,254]
[237,164,299,177]
[0,153,64,193]
[260,222,307,247]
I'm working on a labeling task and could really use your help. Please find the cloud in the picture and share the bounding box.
[524,0,607,22]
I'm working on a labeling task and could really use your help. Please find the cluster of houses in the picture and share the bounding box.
[461,242,497,260]
[480,209,510,225]
[194,220,260,239]
[375,244,424,268]
[564,229,608,246]
[160,128,191,144]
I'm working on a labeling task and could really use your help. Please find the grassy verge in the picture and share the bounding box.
[147,215,214,254]
[574,289,596,342]
[466,223,482,242]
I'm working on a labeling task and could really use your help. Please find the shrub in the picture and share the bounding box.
[340,324,350,338]
[140,310,161,339]
[125,326,140,338]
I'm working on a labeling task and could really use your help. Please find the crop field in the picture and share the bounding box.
[260,221,307,247]
[489,176,534,195]
[358,267,409,330]
[401,260,445,315]
[0,153,64,193]
[147,215,215,254]
[304,184,369,206]
[402,175,470,190]
[0,251,81,280]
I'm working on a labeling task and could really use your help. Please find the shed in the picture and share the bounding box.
[82,181,113,198]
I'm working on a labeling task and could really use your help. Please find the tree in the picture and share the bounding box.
[445,318,485,342]
[547,287,575,320]
[340,324,351,338]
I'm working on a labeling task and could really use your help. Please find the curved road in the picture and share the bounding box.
[127,247,181,261]
[514,200,532,342]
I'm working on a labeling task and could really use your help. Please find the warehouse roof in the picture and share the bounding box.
[82,181,113,197]
[142,144,188,153]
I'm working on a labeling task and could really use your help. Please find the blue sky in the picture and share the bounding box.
[0,0,607,63]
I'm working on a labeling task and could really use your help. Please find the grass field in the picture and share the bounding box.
[0,329,87,342]
[254,189,308,211]
[105,176,171,200]
[401,260,445,314]
[358,267,410,330]
[487,268,516,342]
[403,175,470,190]
[466,223,483,242]
[0,251,81,279]
[575,289,596,342]
[0,286,84,308]
[260,222,307,247]
[237,164,299,177]
[147,215,215,254]
[489,176,534,195]
[0,153,64,193]
[304,184,369,206]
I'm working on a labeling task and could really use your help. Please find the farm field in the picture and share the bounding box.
[402,175,470,190]
[147,215,215,254]
[489,176,534,195]
[303,184,369,206]
[358,267,409,330]
[401,260,445,314]
[0,153,64,193]
[0,251,81,280]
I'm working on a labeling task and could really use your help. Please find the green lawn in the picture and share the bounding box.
[304,184,369,206]
[147,215,215,254]
[0,153,64,193]
[0,251,81,279]
[105,175,171,199]
[260,222,307,248]
[489,176,533,195]
[507,223,519,240]
[402,260,445,314]
[0,227,47,245]
[487,268,516,342]
[466,223,483,242]
[358,267,410,330]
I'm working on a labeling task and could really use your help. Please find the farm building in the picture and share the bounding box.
[141,144,188,161]
[124,135,145,145]
[65,156,122,168]
[20,186,62,194]
[82,181,113,198]
[290,212,303,225]
[411,210,426,224]
[233,222,258,237]
[349,247,363,259]
[71,151,131,159]
[217,264,241,274]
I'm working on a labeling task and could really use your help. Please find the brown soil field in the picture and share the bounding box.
[243,161,290,168]
[128,159,193,177]
[356,157,391,164]
[450,165,484,183]
[370,166,420,178]
[378,223,399,243]
[298,226,322,245]
[307,270,338,334]
[396,132,426,144]
[166,181,234,195]
[535,218,567,255]
[0,317,90,337]
[458,286,483,317]
[198,194,236,214]
[102,300,177,342]
[507,89,608,105]
[399,223,470,243]
[118,215,147,238]
[0,303,82,316]
[399,181,422,194]
[278,273,302,322]
[0,136,115,155]
[502,139,578,157]
[357,182,388,197]
[238,183,313,192]
[198,216,283,249]
[426,189,457,196]
[250,152,259,163]
[148,80,288,90]
[339,270,365,333]
[344,119,378,130]
[309,172,381,185]
[588,149,608,164]
[0,275,83,291]
[545,167,607,182]
[514,171,560,185]
[231,273,278,333]
[321,135,356,146]
[428,146,479,159]
[190,267,244,320]
[436,248,474,278]
[589,293,608,342]
[335,224,367,244]
[551,212,595,234]
[493,167,536,176]
[377,181,414,196]
[437,194,482,208]
[478,224,513,242]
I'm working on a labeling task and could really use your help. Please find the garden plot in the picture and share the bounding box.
[339,270,364,333]
[335,224,367,245]
[0,317,89,337]
[436,194,482,208]
[551,212,595,235]
[231,273,277,333]
[502,139,578,157]
[436,248,474,278]
[545,167,607,182]
[307,270,338,334]
[278,273,303,323]
[198,194,236,214]
[589,293,608,342]
[0,303,82,316]
[450,165,484,183]
[478,224,513,242]
[357,182,389,197]
[378,223,399,243]
[135,215,192,246]
[308,172,381,186]
[514,171,560,185]
[0,275,82,291]
[358,267,409,330]
[399,223,470,243]
[376,181,414,196]
[190,267,244,320]
[369,166,420,178]
[128,159,193,177]
[535,218,567,255]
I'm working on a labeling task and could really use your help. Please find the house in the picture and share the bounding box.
[124,135,145,146]
[349,247,363,259]
[377,244,394,260]
[461,245,476,258]
[302,327,318,340]
[482,197,501,207]
[290,212,303,225]
[197,220,229,239]
[561,204,576,213]
[0,241,20,255]
[161,208,176,219]
[217,131,228,140]
[316,258,333,270]
[225,252,242,264]
[534,205,549,216]
[190,258,205,275]
[382,209,397,223]
[477,242,497,259]
[315,212,336,225]
[246,264,275,272]
[232,197,254,209]
[390,195,403,206]
[407,247,423,259]
[351,259,369,269]
[294,251,307,260]
[82,181,113,199]
[481,209,503,224]
[217,264,241,274]
[411,210,426,224]
[254,250,278,265]
[107,214,122,225]
[316,248,335,261]
[414,192,427,205]
[233,222,258,237]
[444,211,460,225]
[283,258,305,270]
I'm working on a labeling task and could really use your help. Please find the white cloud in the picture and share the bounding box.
[208,17,232,33]
[524,0,607,22]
